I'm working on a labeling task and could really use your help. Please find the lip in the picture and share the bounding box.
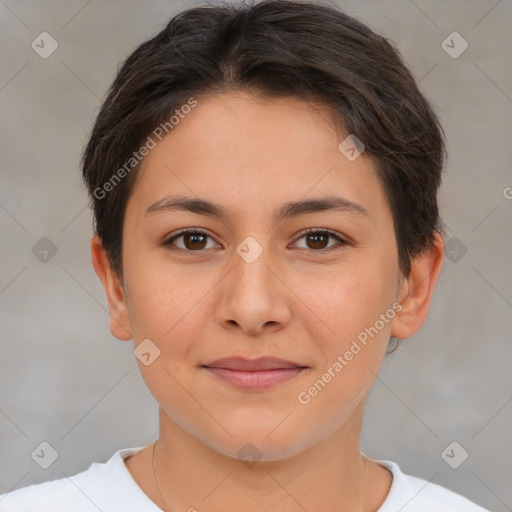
[205,356,305,371]
[201,357,308,390]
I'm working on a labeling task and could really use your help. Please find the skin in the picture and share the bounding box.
[91,90,444,511]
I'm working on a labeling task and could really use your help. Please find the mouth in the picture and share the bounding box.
[201,357,309,390]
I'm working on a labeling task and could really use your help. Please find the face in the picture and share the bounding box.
[97,91,416,460]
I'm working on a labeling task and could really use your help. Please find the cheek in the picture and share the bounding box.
[124,252,206,339]
[294,260,392,344]
[126,268,206,414]
[294,269,392,428]
[292,259,394,408]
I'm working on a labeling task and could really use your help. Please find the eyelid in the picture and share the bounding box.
[291,227,349,249]
[163,228,221,249]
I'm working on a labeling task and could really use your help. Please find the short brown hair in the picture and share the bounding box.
[81,0,446,280]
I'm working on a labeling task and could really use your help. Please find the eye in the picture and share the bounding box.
[292,228,349,251]
[163,228,220,252]
[163,228,349,253]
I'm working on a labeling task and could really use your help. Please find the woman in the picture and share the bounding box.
[0,1,490,510]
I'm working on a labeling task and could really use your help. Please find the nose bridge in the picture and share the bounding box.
[216,234,290,334]
[232,235,276,301]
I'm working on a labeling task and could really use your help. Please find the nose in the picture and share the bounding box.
[216,242,292,336]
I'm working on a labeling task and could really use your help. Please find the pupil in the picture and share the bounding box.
[309,233,326,249]
[186,233,206,250]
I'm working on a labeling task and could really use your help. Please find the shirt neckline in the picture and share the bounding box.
[113,445,399,511]
[113,445,163,511]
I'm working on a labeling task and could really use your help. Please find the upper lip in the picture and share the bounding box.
[203,357,307,371]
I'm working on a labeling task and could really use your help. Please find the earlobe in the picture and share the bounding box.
[90,235,132,341]
[390,232,445,340]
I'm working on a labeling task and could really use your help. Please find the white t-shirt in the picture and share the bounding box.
[0,446,490,511]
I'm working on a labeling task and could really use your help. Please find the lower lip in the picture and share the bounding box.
[203,367,306,390]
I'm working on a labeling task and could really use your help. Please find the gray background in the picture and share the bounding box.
[1,0,511,510]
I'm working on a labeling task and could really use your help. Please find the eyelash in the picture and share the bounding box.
[163,228,349,253]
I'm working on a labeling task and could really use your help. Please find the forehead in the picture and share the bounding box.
[125,91,392,229]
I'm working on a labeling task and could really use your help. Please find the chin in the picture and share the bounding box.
[204,425,316,463]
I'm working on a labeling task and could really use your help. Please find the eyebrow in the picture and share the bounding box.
[144,194,370,224]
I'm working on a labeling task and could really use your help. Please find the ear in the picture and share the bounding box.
[90,234,132,341]
[391,232,444,339]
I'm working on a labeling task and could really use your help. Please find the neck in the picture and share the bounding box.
[148,402,388,512]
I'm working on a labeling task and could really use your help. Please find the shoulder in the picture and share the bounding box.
[0,464,105,512]
[376,459,491,512]
[0,446,155,512]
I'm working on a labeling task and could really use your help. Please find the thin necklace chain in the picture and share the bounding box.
[152,440,173,512]
[152,439,367,511]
